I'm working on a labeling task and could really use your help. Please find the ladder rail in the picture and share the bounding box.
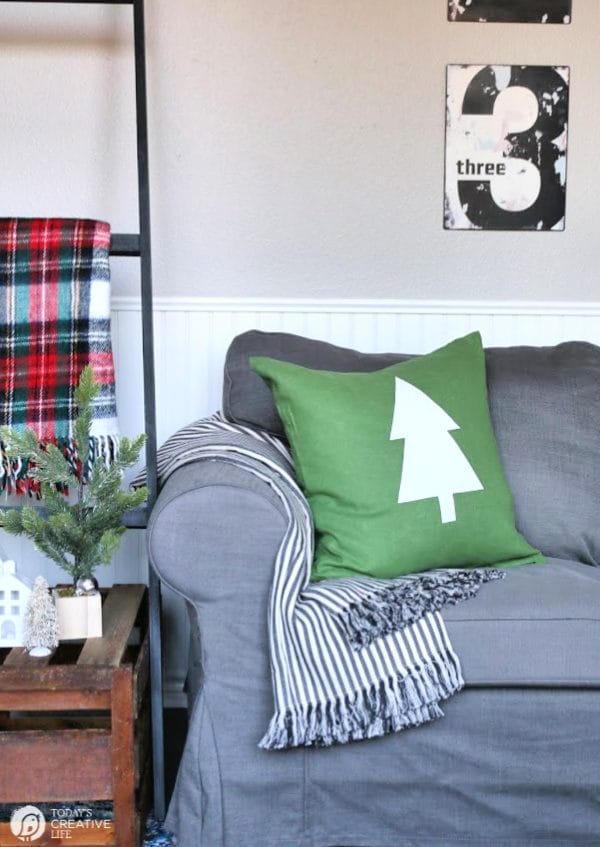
[132,0,165,822]
[0,0,166,820]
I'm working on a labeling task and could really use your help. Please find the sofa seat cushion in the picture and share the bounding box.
[444,558,600,687]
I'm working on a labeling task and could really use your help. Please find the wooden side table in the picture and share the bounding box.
[0,584,151,847]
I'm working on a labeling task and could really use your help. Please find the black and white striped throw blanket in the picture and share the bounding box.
[146,413,503,749]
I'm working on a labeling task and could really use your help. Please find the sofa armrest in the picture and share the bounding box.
[148,458,289,603]
[147,453,292,709]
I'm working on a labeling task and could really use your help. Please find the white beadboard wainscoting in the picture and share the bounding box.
[113,296,600,446]
[2,297,600,705]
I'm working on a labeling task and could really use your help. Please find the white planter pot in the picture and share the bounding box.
[53,591,103,640]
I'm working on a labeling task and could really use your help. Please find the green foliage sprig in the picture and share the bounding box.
[0,366,149,583]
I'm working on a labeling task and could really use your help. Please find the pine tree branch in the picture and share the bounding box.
[74,365,98,471]
[1,368,148,584]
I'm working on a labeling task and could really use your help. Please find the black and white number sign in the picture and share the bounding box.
[444,65,569,231]
[448,1,572,23]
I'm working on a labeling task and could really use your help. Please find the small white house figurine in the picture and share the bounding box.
[0,559,32,648]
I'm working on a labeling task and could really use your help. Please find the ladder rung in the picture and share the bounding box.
[0,502,148,528]
[122,503,148,528]
[0,1,134,5]
[110,233,141,256]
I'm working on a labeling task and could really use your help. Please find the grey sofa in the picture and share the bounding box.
[148,330,600,847]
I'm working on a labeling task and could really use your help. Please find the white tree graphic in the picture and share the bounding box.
[390,377,484,523]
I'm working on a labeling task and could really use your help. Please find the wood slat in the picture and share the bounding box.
[0,664,114,691]
[0,690,110,711]
[0,715,110,732]
[0,729,112,802]
[111,668,136,847]
[0,822,115,847]
[3,646,53,667]
[78,585,146,668]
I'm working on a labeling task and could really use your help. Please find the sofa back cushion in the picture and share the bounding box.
[224,330,411,435]
[223,330,600,567]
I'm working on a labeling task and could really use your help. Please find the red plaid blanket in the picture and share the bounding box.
[0,218,119,494]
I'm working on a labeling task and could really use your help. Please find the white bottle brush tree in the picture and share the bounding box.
[0,366,149,588]
[24,575,59,656]
[390,377,483,523]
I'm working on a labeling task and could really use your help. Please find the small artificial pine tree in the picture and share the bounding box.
[24,575,59,656]
[0,366,149,586]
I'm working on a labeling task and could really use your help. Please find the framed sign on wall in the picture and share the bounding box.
[448,1,572,23]
[444,64,569,231]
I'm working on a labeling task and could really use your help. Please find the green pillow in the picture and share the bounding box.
[250,332,544,581]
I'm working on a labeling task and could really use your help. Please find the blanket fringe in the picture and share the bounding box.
[0,435,119,497]
[340,568,505,650]
[259,650,463,750]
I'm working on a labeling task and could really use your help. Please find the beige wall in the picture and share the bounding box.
[1,1,598,300]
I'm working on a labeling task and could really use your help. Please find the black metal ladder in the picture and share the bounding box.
[0,0,166,820]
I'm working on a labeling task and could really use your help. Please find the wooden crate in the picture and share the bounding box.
[0,584,151,847]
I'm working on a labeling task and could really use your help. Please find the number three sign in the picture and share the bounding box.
[444,65,569,231]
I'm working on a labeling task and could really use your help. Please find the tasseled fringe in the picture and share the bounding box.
[85,434,120,476]
[259,650,463,750]
[340,568,505,650]
[0,434,119,497]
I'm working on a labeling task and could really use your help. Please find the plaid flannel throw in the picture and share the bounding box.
[0,218,119,494]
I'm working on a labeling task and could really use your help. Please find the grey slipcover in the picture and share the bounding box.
[149,457,600,847]
[148,332,600,846]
